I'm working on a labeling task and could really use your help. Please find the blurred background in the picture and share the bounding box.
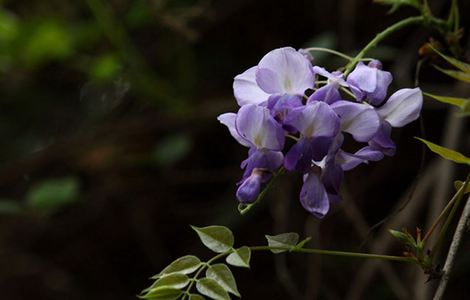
[0,0,468,299]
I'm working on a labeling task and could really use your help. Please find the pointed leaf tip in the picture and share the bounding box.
[265,232,300,254]
[226,246,251,268]
[206,264,240,297]
[416,137,470,165]
[191,225,234,253]
[196,277,231,300]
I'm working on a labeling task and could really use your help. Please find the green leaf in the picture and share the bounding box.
[21,21,73,67]
[191,226,234,253]
[90,53,121,81]
[206,264,240,297]
[26,177,79,213]
[196,278,230,300]
[424,92,468,109]
[454,180,470,195]
[226,246,251,268]
[431,46,470,73]
[189,295,206,300]
[0,199,23,215]
[434,65,470,84]
[153,273,190,289]
[152,255,201,279]
[416,138,470,165]
[265,233,299,254]
[389,229,410,243]
[294,237,312,249]
[154,134,192,167]
[140,287,182,300]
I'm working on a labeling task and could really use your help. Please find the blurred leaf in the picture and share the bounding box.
[90,53,121,81]
[154,134,192,166]
[0,199,23,215]
[0,8,18,43]
[265,233,299,254]
[431,46,470,73]
[189,295,206,300]
[206,264,240,297]
[140,287,182,300]
[127,0,153,27]
[454,180,470,195]
[152,255,201,279]
[153,273,190,290]
[26,177,79,212]
[196,278,230,300]
[416,137,470,165]
[21,21,73,67]
[191,225,234,253]
[434,65,470,84]
[424,92,468,109]
[374,0,421,13]
[226,246,251,268]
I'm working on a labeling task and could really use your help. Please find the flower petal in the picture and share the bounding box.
[233,66,271,106]
[257,47,314,95]
[347,62,377,93]
[217,112,252,147]
[377,88,423,127]
[331,101,380,142]
[236,104,285,151]
[307,83,341,104]
[285,101,340,138]
[236,169,271,203]
[300,172,330,218]
[241,149,284,178]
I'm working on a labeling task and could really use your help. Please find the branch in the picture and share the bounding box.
[432,195,470,300]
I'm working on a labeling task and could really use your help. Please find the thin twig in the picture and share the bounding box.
[432,195,470,300]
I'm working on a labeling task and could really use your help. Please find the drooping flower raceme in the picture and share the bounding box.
[219,46,423,218]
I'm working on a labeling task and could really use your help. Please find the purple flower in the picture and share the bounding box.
[233,47,314,106]
[218,104,286,203]
[349,88,423,162]
[330,100,380,142]
[299,135,344,218]
[236,168,271,204]
[283,101,340,172]
[308,66,348,104]
[347,60,393,106]
[376,88,423,127]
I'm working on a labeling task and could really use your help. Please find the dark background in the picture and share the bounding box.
[0,0,469,299]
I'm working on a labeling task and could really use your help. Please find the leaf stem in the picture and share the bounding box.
[344,15,449,76]
[422,173,469,243]
[430,171,470,256]
[182,252,227,299]
[249,246,414,263]
[344,16,424,76]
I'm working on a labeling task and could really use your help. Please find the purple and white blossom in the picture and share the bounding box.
[233,47,314,106]
[220,46,423,217]
[347,60,393,106]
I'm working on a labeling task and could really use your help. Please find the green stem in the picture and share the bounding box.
[422,176,467,243]
[344,16,424,76]
[182,252,227,299]
[304,47,353,61]
[430,171,470,256]
[250,246,413,263]
[344,15,449,76]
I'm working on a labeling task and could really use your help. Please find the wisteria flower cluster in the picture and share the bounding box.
[218,47,422,218]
